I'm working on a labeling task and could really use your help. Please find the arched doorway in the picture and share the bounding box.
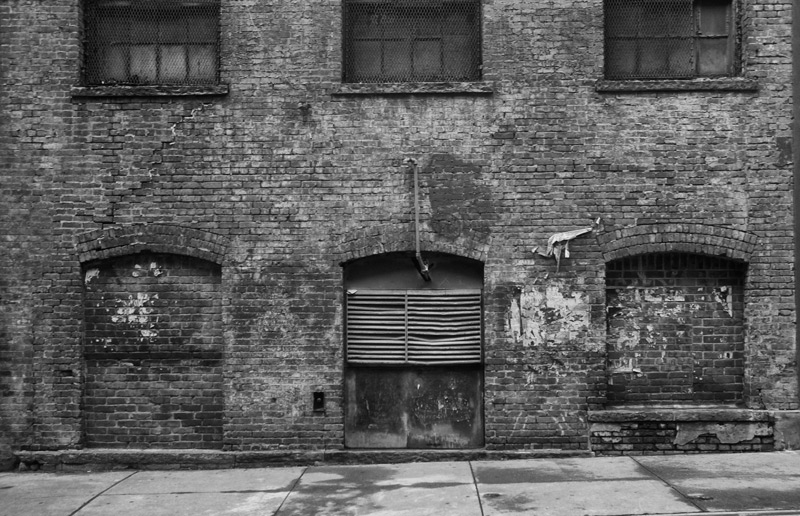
[343,251,484,448]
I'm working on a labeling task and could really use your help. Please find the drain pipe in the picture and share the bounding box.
[405,158,431,281]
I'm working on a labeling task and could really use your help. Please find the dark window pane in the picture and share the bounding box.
[131,16,159,44]
[697,37,730,75]
[697,0,730,35]
[666,38,695,75]
[159,18,186,43]
[443,35,476,78]
[187,12,217,43]
[384,40,413,78]
[606,40,638,78]
[414,40,442,77]
[351,9,384,38]
[638,39,673,75]
[606,2,641,37]
[351,40,383,79]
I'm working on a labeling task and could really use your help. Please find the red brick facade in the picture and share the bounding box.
[1,0,797,464]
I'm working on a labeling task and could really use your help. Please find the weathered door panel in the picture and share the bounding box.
[345,366,483,449]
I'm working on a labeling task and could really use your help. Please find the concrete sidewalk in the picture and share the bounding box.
[2,452,800,516]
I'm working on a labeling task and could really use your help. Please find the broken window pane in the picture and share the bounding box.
[696,38,731,75]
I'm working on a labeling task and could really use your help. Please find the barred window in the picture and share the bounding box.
[604,0,735,80]
[83,0,220,86]
[343,0,482,83]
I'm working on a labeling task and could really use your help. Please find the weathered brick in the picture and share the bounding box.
[0,0,795,462]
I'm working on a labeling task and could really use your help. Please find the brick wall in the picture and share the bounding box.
[0,0,796,457]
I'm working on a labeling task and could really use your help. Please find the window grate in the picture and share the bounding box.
[604,0,734,80]
[346,289,482,365]
[343,0,482,83]
[83,0,220,86]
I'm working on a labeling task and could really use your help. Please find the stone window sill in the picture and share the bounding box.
[333,82,494,96]
[596,78,759,93]
[71,84,230,98]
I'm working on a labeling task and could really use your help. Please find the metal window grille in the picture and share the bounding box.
[604,0,734,80]
[346,289,482,365]
[343,0,482,83]
[83,0,220,86]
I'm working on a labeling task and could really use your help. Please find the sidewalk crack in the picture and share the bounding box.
[272,466,307,516]
[69,470,139,516]
[469,461,485,516]
[630,457,707,513]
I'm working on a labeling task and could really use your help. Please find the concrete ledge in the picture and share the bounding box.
[14,448,592,472]
[595,78,759,92]
[773,411,800,450]
[333,82,494,95]
[588,409,773,423]
[588,409,777,455]
[71,84,230,97]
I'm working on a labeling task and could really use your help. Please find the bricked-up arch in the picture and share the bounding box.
[76,224,230,266]
[598,223,757,263]
[82,252,223,449]
[606,253,747,406]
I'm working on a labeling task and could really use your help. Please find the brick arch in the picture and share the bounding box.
[75,224,230,265]
[598,223,757,263]
[339,224,489,264]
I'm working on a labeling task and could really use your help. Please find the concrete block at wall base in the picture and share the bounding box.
[773,411,800,451]
[0,444,20,471]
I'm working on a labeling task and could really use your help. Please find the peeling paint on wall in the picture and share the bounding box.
[84,268,100,284]
[674,422,771,446]
[507,281,599,351]
[110,293,159,340]
[712,286,733,317]
[131,262,163,278]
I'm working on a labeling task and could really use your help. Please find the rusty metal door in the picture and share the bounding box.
[344,366,483,448]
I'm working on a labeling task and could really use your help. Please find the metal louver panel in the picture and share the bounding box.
[346,289,482,365]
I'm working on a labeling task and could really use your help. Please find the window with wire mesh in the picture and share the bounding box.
[346,289,482,365]
[604,0,735,80]
[343,0,481,83]
[83,0,220,86]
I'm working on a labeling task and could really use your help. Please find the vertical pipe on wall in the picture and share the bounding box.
[406,158,431,281]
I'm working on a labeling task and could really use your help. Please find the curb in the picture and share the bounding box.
[14,448,594,472]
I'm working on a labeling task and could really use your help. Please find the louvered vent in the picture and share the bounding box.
[346,289,482,365]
